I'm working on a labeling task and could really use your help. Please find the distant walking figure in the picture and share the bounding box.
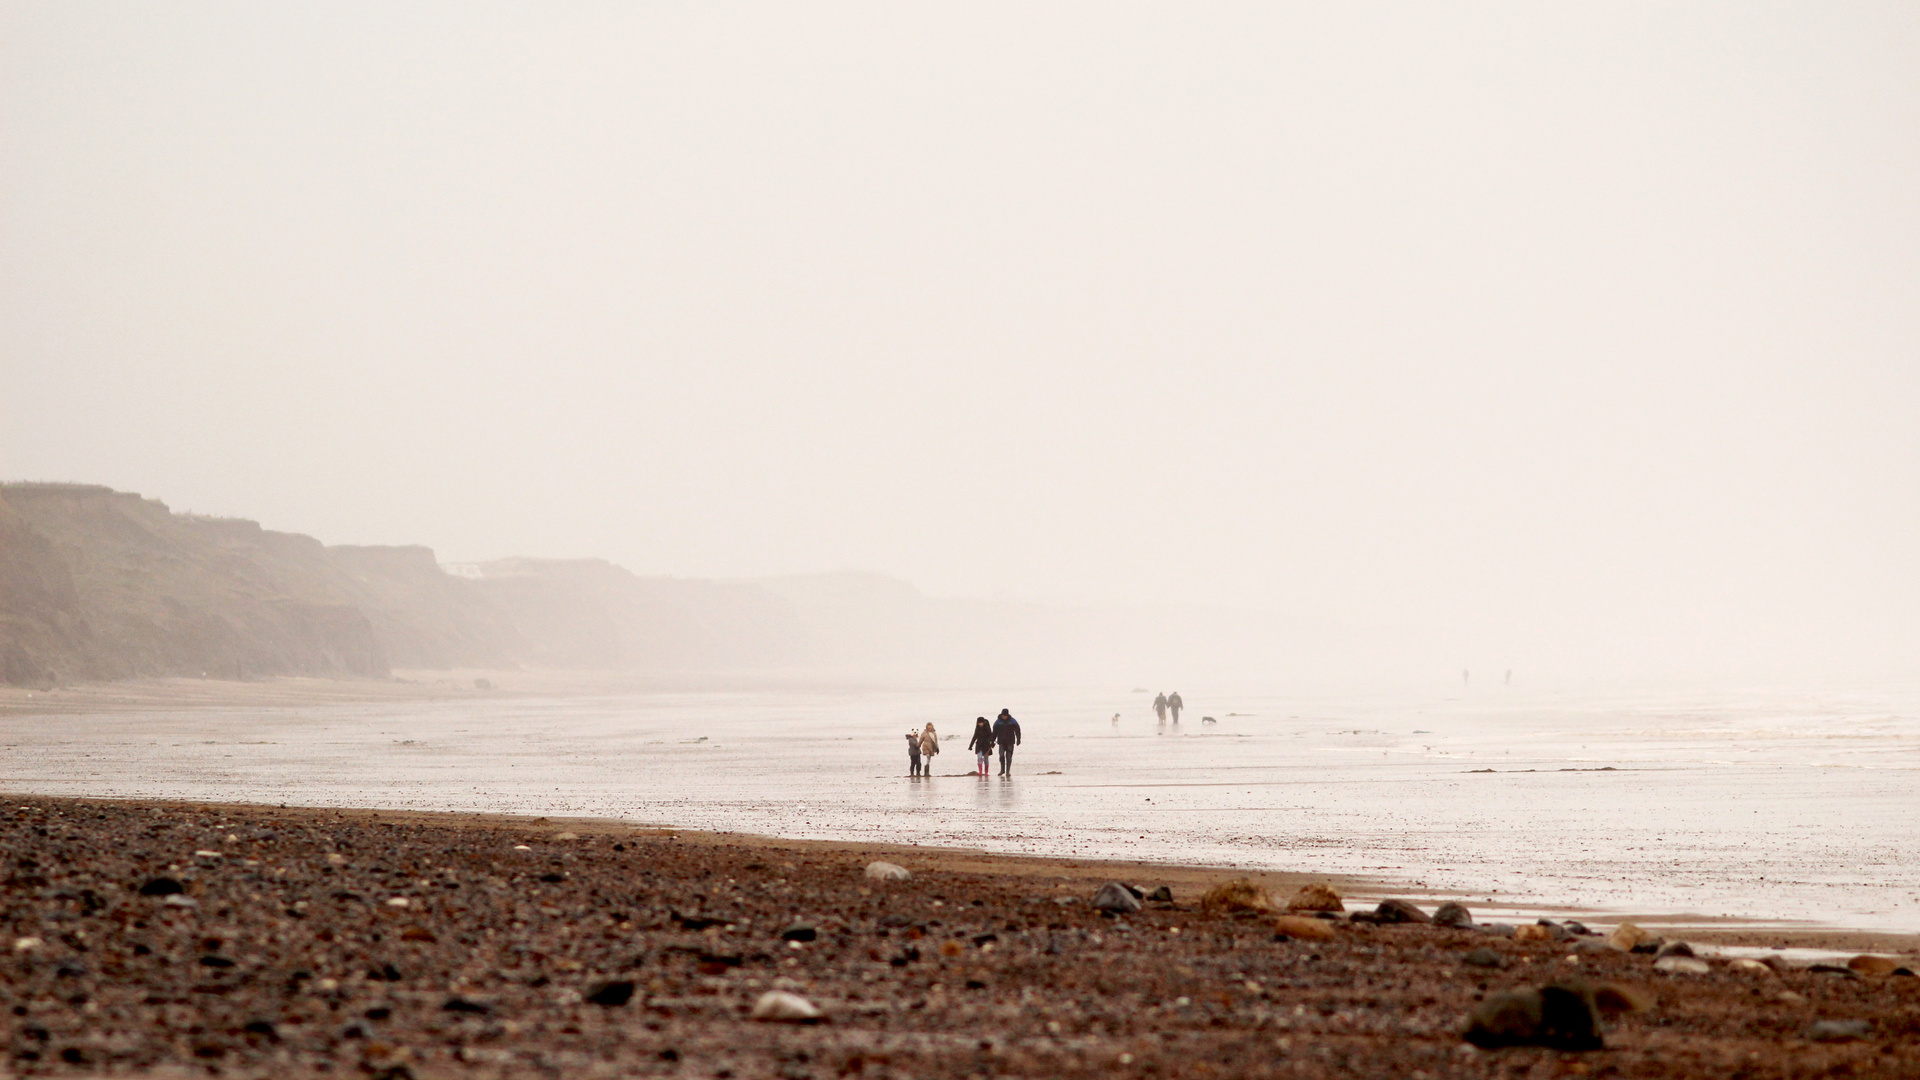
[967,717,994,778]
[918,723,940,769]
[1153,692,1169,724]
[992,709,1022,776]
[1112,712,1120,726]
[1167,691,1183,724]
[905,731,923,776]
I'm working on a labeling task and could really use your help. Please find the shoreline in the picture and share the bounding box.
[2,793,1916,1078]
[19,793,1920,958]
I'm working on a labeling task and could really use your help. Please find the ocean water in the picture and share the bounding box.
[5,681,1917,932]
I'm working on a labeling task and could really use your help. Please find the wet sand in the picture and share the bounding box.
[3,795,1918,1079]
[5,676,1919,939]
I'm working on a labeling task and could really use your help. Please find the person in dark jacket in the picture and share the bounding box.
[992,709,1022,775]
[905,731,923,776]
[1167,691,1184,724]
[967,717,994,778]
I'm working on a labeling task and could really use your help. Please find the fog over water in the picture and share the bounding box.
[5,4,1919,684]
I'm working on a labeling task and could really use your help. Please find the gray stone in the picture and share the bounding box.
[1371,899,1430,924]
[1462,948,1506,969]
[1806,1019,1871,1042]
[1433,902,1474,929]
[1654,940,1694,958]
[1463,983,1602,1051]
[1091,882,1143,914]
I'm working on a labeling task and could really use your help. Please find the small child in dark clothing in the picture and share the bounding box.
[906,732,923,776]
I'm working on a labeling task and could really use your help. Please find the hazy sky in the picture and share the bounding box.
[5,3,1917,676]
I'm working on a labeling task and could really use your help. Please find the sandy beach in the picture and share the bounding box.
[1,794,1916,1079]
[4,674,1918,938]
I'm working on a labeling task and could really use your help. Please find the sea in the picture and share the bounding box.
[5,680,1917,933]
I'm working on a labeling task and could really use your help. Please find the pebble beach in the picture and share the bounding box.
[3,795,1917,1079]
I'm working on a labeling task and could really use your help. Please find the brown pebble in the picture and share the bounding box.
[1272,916,1335,941]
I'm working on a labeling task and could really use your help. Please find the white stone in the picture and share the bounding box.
[12,937,43,952]
[551,832,579,841]
[386,897,410,908]
[1728,958,1773,975]
[1655,956,1710,975]
[163,895,199,908]
[750,990,823,1022]
[864,861,910,882]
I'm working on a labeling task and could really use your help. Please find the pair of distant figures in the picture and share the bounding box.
[1152,691,1184,724]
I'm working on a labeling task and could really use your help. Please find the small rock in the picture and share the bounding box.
[1271,916,1334,941]
[1513,924,1553,943]
[1607,923,1648,952]
[750,990,824,1023]
[1809,964,1861,980]
[1146,886,1174,903]
[1481,923,1517,938]
[1847,954,1899,977]
[1654,941,1694,958]
[1761,954,1792,974]
[1631,937,1664,955]
[585,980,635,1007]
[1565,921,1594,936]
[1572,939,1614,955]
[1591,983,1654,1014]
[1894,967,1917,977]
[12,937,43,952]
[1776,990,1807,1004]
[441,997,491,1014]
[864,862,910,882]
[1201,880,1276,914]
[138,877,185,897]
[1537,920,1574,942]
[385,897,410,908]
[1285,883,1344,913]
[1371,899,1430,924]
[1727,958,1772,975]
[1120,883,1145,899]
[1463,983,1603,1051]
[876,914,912,928]
[780,924,818,942]
[1806,1019,1871,1043]
[550,832,579,841]
[1432,902,1475,929]
[1654,956,1710,975]
[1462,948,1506,969]
[1091,882,1142,914]
[400,927,437,943]
[163,895,199,908]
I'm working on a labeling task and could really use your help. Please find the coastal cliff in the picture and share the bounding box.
[0,484,820,687]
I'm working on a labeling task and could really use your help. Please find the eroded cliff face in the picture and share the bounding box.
[0,485,389,685]
[0,485,814,686]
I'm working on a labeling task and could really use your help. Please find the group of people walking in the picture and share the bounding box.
[905,709,1022,777]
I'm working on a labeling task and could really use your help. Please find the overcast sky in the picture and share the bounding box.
[4,3,1917,677]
